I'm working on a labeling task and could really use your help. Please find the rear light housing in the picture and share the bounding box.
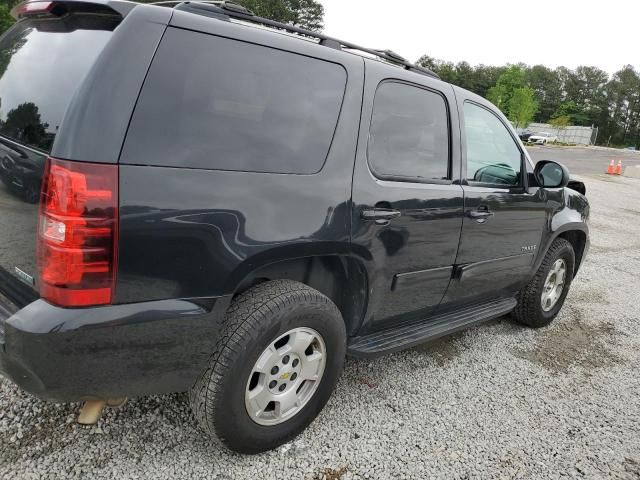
[11,1,122,20]
[11,1,56,18]
[37,158,118,307]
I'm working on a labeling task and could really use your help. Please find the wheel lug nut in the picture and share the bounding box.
[290,372,297,381]
[269,380,277,389]
[292,359,299,367]
[279,384,286,392]
[282,355,290,365]
[271,366,279,375]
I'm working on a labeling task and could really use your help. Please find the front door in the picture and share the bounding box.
[351,62,464,334]
[442,95,547,306]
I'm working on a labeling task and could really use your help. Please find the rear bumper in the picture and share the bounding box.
[0,295,231,402]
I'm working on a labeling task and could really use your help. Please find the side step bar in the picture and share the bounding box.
[348,298,517,357]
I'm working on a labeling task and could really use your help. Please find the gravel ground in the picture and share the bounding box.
[2,173,640,479]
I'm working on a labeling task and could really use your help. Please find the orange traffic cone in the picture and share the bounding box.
[607,160,615,174]
[615,160,622,175]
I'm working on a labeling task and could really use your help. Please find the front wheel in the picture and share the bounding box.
[189,280,346,453]
[512,238,575,328]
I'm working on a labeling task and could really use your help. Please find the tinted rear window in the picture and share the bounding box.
[122,28,347,174]
[0,16,118,153]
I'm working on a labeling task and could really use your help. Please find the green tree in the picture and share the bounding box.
[416,56,458,84]
[473,65,507,98]
[486,66,527,113]
[235,0,290,23]
[1,102,49,147]
[452,61,475,92]
[286,0,323,31]
[508,87,538,128]
[414,54,640,147]
[604,65,640,146]
[563,66,608,126]
[525,65,562,122]
[415,56,505,98]
[0,4,14,36]
[550,101,588,126]
[235,0,324,31]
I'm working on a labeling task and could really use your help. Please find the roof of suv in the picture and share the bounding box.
[162,1,440,80]
[13,0,439,81]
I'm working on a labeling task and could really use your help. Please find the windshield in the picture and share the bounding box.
[0,16,118,153]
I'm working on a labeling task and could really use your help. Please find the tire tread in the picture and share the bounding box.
[513,238,574,328]
[188,280,342,451]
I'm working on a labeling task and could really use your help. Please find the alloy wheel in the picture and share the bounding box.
[541,258,567,312]
[245,327,326,426]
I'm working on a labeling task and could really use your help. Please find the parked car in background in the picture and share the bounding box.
[0,0,589,454]
[528,132,558,145]
[518,129,534,142]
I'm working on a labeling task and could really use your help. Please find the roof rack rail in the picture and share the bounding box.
[152,0,440,80]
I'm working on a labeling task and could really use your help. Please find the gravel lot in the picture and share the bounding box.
[2,171,640,479]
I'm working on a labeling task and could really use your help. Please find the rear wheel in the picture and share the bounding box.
[512,238,575,328]
[189,280,346,453]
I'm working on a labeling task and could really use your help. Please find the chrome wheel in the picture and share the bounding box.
[541,259,566,312]
[245,327,326,426]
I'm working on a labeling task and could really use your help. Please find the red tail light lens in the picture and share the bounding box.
[37,158,118,307]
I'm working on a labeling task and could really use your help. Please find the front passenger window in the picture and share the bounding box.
[463,102,522,186]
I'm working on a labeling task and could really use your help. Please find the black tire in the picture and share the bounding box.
[189,280,346,454]
[512,238,575,328]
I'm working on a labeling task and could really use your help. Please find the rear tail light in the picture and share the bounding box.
[37,158,118,307]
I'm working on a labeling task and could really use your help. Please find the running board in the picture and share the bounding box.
[348,298,517,357]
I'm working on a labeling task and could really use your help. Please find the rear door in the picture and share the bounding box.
[0,5,121,306]
[351,60,464,334]
[442,90,547,306]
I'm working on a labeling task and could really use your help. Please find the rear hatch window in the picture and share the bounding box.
[0,10,119,152]
[0,7,119,306]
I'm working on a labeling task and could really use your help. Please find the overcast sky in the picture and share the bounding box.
[321,0,638,75]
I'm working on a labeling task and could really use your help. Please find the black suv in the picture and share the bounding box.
[0,0,589,453]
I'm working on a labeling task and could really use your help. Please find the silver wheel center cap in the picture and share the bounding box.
[245,327,327,426]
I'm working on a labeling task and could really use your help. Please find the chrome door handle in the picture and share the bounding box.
[467,208,494,223]
[361,208,401,225]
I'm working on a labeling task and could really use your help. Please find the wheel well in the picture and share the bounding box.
[233,256,368,335]
[557,230,587,275]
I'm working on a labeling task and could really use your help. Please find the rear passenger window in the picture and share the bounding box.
[122,28,346,174]
[368,82,449,182]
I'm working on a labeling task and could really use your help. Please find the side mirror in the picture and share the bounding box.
[534,160,570,188]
